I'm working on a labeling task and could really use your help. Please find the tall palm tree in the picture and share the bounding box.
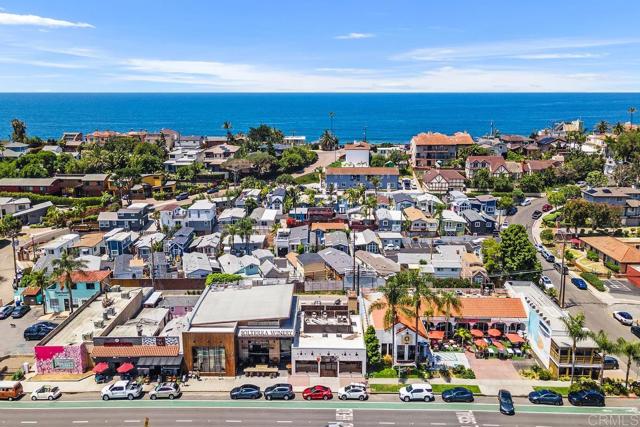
[595,120,609,134]
[400,272,438,365]
[223,121,233,143]
[224,223,241,253]
[628,107,637,126]
[560,312,587,385]
[589,330,618,386]
[454,327,473,348]
[616,337,640,388]
[613,122,625,135]
[345,188,360,208]
[27,270,49,315]
[439,291,462,339]
[368,275,409,365]
[237,217,254,255]
[51,251,88,314]
[370,176,381,196]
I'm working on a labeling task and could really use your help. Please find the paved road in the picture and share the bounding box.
[0,400,637,427]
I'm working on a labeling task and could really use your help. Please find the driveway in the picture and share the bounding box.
[292,149,344,177]
[0,306,43,357]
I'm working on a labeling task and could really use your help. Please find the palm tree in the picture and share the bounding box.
[368,275,409,365]
[628,107,637,126]
[454,327,473,348]
[27,270,49,315]
[616,337,640,388]
[237,217,254,255]
[613,122,625,135]
[224,223,241,253]
[370,176,381,195]
[595,120,609,134]
[223,121,233,143]
[51,251,88,314]
[319,130,338,152]
[345,188,361,208]
[285,186,301,212]
[560,312,587,385]
[439,291,462,339]
[589,330,618,386]
[399,272,438,365]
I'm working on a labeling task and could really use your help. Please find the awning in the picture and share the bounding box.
[474,339,488,348]
[116,362,135,374]
[570,238,582,245]
[93,362,109,374]
[506,333,524,344]
[137,356,183,367]
[427,330,445,340]
[470,329,484,338]
[488,328,502,338]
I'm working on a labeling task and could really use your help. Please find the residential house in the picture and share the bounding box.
[461,209,496,235]
[403,207,437,236]
[523,159,563,175]
[448,191,472,213]
[505,161,524,179]
[134,232,165,260]
[159,204,187,230]
[311,222,349,244]
[163,148,204,172]
[176,135,204,149]
[187,200,216,233]
[182,252,213,278]
[45,270,110,313]
[203,144,240,171]
[318,248,352,280]
[130,174,177,200]
[416,193,442,216]
[189,232,221,257]
[323,231,349,253]
[344,141,371,166]
[218,207,246,226]
[325,167,399,190]
[234,189,261,209]
[275,225,311,256]
[112,254,145,279]
[460,252,490,286]
[0,196,31,218]
[250,208,279,234]
[375,208,403,232]
[223,234,266,255]
[421,169,465,194]
[354,229,381,253]
[582,187,640,226]
[465,156,510,179]
[105,229,139,257]
[0,177,64,195]
[580,236,640,274]
[410,132,474,169]
[218,253,260,276]
[287,252,326,281]
[41,233,80,257]
[98,203,150,231]
[72,232,106,257]
[11,201,52,225]
[355,250,400,279]
[267,187,287,213]
[471,194,497,215]
[392,193,416,211]
[165,227,194,258]
[86,130,119,144]
[377,232,403,250]
[440,210,466,236]
[56,173,110,197]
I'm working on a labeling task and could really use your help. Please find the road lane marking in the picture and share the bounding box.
[175,421,193,423]
[72,422,89,424]
[484,425,500,427]
[276,422,292,424]
[20,423,37,425]
[124,421,140,424]
[379,423,395,425]
[430,424,447,426]
[225,421,242,423]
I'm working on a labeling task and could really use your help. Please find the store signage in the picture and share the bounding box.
[238,329,294,338]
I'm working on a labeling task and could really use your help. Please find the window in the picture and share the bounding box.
[85,283,95,290]
[193,346,226,373]
[474,222,481,228]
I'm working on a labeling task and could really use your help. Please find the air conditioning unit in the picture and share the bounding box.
[81,331,93,341]
[121,291,130,299]
[94,319,105,328]
[107,307,116,316]
[110,285,121,293]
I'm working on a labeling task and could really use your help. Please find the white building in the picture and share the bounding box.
[187,200,216,233]
[0,197,31,218]
[163,148,204,172]
[249,208,279,234]
[159,204,187,230]
[344,141,371,167]
[182,252,213,278]
[40,233,80,257]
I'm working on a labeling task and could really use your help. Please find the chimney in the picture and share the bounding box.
[136,324,143,337]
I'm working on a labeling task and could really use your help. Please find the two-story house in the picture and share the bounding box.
[187,200,216,233]
[323,231,349,253]
[403,207,437,236]
[344,141,371,166]
[249,207,279,234]
[105,229,139,257]
[440,210,466,236]
[40,233,80,257]
[354,229,381,253]
[377,232,403,250]
[218,207,246,226]
[422,169,465,194]
[134,232,165,260]
[464,156,510,179]
[203,144,240,171]
[461,209,496,235]
[416,193,442,216]
[410,132,474,169]
[392,193,416,211]
[98,203,150,231]
[45,270,110,312]
[470,194,498,216]
[159,204,187,230]
[275,225,312,256]
[163,148,205,172]
[267,187,287,213]
[375,208,403,232]
[325,167,399,190]
[582,187,640,226]
[166,227,194,258]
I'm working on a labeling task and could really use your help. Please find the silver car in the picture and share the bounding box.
[149,382,181,400]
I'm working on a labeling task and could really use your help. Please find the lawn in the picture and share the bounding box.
[294,172,319,185]
[533,386,570,396]
[370,384,481,394]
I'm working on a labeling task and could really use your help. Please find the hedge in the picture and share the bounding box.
[0,191,103,207]
[580,272,605,292]
[604,260,620,273]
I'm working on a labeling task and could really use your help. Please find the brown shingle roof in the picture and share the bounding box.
[326,167,399,176]
[580,236,640,263]
[92,345,179,358]
[422,169,465,183]
[344,142,371,151]
[311,222,348,232]
[411,132,474,146]
[403,207,427,222]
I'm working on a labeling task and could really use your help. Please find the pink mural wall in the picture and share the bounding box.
[34,344,87,374]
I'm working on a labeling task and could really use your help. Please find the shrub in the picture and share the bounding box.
[581,272,605,292]
[382,354,393,368]
[370,367,398,378]
[569,379,601,394]
[604,261,620,273]
[205,273,242,286]
[586,250,599,262]
[602,378,629,396]
[0,191,103,207]
[11,369,23,381]
[540,228,554,243]
[451,365,476,379]
[538,369,552,381]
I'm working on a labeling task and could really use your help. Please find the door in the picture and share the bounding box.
[63,299,71,312]
[319,357,337,377]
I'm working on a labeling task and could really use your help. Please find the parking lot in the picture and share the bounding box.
[0,306,43,357]
[604,279,640,295]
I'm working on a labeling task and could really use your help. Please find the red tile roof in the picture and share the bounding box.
[411,132,474,146]
[22,287,41,297]
[326,167,399,176]
[344,142,371,151]
[91,345,179,358]
[57,270,111,284]
[311,223,349,232]
[159,203,180,212]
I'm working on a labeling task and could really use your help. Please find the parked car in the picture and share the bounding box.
[206,187,218,194]
[571,277,588,290]
[149,382,181,400]
[0,381,23,401]
[531,210,543,220]
[101,380,142,400]
[535,243,544,253]
[398,383,434,402]
[498,389,515,415]
[11,305,30,319]
[175,192,189,201]
[632,325,640,339]
[541,250,555,263]
[500,221,509,231]
[542,204,553,212]
[442,387,474,403]
[230,384,261,400]
[603,355,620,370]
[554,262,569,275]
[613,311,634,326]
[338,383,368,401]
[24,323,57,341]
[94,373,112,384]
[31,385,61,401]
[0,305,14,320]
[302,385,333,401]
[521,198,532,206]
[528,389,563,405]
[506,206,517,216]
[383,243,399,252]
[568,389,605,407]
[539,276,554,291]
[264,383,295,401]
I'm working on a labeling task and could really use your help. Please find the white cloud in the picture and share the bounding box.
[334,32,374,40]
[511,53,604,60]
[0,11,94,28]
[0,57,88,69]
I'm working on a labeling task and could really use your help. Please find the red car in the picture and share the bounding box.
[542,204,553,212]
[302,385,333,400]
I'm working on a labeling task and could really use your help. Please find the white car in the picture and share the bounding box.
[101,380,143,400]
[338,383,368,401]
[398,383,434,402]
[521,198,532,206]
[383,244,399,252]
[539,275,554,291]
[613,311,634,326]
[31,385,61,401]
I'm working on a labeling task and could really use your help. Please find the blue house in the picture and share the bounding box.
[461,209,497,235]
[166,226,194,258]
[392,193,416,211]
[45,270,110,312]
[325,167,399,190]
[105,230,138,257]
[470,195,497,216]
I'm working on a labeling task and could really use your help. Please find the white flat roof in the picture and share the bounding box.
[296,315,365,350]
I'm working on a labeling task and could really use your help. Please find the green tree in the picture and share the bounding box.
[367,275,409,364]
[595,120,609,134]
[540,228,554,244]
[564,199,592,233]
[275,174,295,185]
[237,217,254,254]
[547,191,566,209]
[629,106,637,126]
[0,215,22,284]
[471,168,493,191]
[246,151,277,176]
[224,223,241,252]
[560,312,587,386]
[493,175,513,192]
[319,130,338,151]
[497,196,514,211]
[499,224,541,281]
[51,252,88,314]
[585,171,608,187]
[589,330,618,386]
[590,203,621,231]
[26,270,49,314]
[370,176,381,195]
[205,273,242,285]
[454,327,473,347]
[223,121,234,143]
[616,337,640,388]
[10,119,27,142]
[439,291,462,339]
[613,122,625,135]
[399,271,438,365]
[364,325,381,369]
[519,173,544,193]
[481,239,502,274]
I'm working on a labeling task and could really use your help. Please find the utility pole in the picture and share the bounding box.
[363,126,368,142]
[351,231,356,292]
[150,238,156,290]
[559,231,568,309]
[11,235,18,289]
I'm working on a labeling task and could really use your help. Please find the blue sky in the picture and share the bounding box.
[0,0,639,92]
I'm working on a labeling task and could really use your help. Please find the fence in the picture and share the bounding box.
[110,278,206,290]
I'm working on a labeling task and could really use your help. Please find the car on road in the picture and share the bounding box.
[613,311,634,326]
[264,383,295,400]
[632,325,640,339]
[302,385,333,401]
[542,204,553,212]
[535,243,544,253]
[175,192,189,201]
[441,387,474,403]
[603,355,620,370]
[568,389,605,407]
[11,305,30,319]
[571,277,587,290]
[0,305,14,319]
[500,221,509,231]
[230,384,262,400]
[149,382,181,400]
[101,380,142,400]
[506,206,517,216]
[541,250,555,263]
[383,243,399,252]
[398,383,434,402]
[528,389,563,405]
[31,385,61,401]
[338,383,368,401]
[539,276,554,291]
[498,389,515,415]
[531,210,543,220]
[521,198,532,206]
[24,322,58,341]
[554,262,569,275]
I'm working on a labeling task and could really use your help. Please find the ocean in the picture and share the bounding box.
[0,93,639,143]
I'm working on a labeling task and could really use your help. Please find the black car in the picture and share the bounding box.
[568,389,605,407]
[531,210,543,220]
[230,384,262,400]
[175,192,189,201]
[264,384,295,401]
[528,389,563,406]
[206,187,218,194]
[24,323,56,341]
[506,206,517,216]
[603,355,619,370]
[498,389,515,415]
[441,387,474,403]
[0,305,14,319]
[631,325,640,339]
[11,305,30,319]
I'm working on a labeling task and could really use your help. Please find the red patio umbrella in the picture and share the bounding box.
[474,339,488,348]
[427,330,445,340]
[505,333,524,344]
[93,362,109,374]
[470,329,484,338]
[116,362,135,374]
[494,341,505,350]
[488,328,502,338]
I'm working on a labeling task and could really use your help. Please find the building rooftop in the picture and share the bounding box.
[72,232,105,249]
[326,167,399,176]
[182,252,213,275]
[295,314,364,350]
[404,207,427,222]
[356,250,400,276]
[581,236,640,263]
[108,307,169,338]
[411,132,474,146]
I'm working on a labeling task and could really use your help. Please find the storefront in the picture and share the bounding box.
[237,328,294,367]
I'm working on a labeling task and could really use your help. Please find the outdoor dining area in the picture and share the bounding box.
[243,364,280,378]
[426,327,527,360]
